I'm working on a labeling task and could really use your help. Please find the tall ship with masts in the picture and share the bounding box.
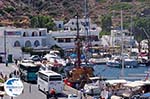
[63,0,95,89]
[64,13,94,89]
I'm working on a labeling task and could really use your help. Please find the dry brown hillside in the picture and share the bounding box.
[0,0,149,28]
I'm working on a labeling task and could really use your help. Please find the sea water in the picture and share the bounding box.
[93,65,150,80]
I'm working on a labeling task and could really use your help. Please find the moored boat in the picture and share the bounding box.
[106,57,121,68]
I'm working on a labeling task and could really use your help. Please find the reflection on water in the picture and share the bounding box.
[94,65,149,79]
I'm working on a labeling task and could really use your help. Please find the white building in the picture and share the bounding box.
[141,39,149,52]
[0,27,51,62]
[49,18,102,49]
[101,29,136,47]
[0,18,102,62]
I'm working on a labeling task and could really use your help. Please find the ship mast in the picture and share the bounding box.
[84,0,91,60]
[76,13,81,67]
[120,10,124,78]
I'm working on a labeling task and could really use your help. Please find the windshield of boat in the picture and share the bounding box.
[88,77,106,83]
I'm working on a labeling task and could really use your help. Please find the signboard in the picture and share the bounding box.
[4,78,24,97]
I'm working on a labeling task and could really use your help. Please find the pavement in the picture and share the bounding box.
[0,63,18,76]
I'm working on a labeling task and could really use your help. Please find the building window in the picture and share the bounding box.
[25,40,31,47]
[14,41,21,47]
[92,27,96,30]
[23,32,29,37]
[58,38,64,42]
[64,28,68,30]
[58,24,62,28]
[32,31,38,36]
[39,31,42,36]
[66,38,71,42]
[34,40,40,47]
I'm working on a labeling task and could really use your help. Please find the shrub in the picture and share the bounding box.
[4,6,16,13]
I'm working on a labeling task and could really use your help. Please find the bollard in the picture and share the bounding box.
[11,97,13,99]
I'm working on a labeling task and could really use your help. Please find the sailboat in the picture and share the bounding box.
[106,10,138,69]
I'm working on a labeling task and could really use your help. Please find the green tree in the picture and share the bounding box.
[133,17,150,56]
[30,15,56,31]
[100,15,112,37]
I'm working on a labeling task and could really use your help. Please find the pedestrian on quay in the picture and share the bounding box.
[4,75,7,81]
[47,88,57,99]
[0,72,4,78]
[9,72,12,78]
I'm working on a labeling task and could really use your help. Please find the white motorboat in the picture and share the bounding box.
[124,58,138,68]
[106,56,139,68]
[43,53,66,66]
[106,57,121,68]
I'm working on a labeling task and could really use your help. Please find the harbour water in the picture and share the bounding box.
[93,64,150,80]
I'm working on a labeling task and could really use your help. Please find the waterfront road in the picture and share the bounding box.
[0,63,93,99]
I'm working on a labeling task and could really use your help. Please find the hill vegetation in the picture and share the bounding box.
[0,0,149,29]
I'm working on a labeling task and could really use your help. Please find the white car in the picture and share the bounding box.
[68,94,79,99]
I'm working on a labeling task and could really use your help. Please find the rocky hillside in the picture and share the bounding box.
[0,0,149,28]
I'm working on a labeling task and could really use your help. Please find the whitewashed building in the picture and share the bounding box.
[101,29,136,47]
[0,27,52,62]
[49,18,102,49]
[141,39,149,52]
[0,18,102,62]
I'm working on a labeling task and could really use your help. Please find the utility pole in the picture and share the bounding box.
[4,30,7,66]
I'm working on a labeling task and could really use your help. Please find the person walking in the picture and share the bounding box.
[48,88,57,99]
[4,75,7,81]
